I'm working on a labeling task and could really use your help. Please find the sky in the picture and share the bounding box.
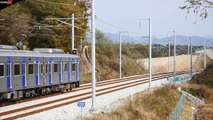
[95,0,213,38]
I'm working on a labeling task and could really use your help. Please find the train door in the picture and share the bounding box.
[71,58,76,82]
[68,58,71,82]
[40,62,43,86]
[0,62,6,93]
[27,60,35,88]
[43,60,48,86]
[62,58,70,83]
[13,62,22,90]
[6,57,12,91]
[76,58,79,82]
[59,58,62,84]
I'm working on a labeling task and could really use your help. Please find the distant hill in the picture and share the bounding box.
[104,33,213,47]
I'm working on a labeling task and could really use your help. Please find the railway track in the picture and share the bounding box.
[0,71,175,107]
[0,71,190,120]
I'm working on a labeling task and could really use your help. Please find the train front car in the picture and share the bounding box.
[0,46,43,100]
[0,46,80,101]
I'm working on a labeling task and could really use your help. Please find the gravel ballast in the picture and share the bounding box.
[17,78,169,120]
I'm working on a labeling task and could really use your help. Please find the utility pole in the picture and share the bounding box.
[119,31,128,79]
[90,0,96,111]
[139,18,152,89]
[119,32,122,79]
[188,39,190,72]
[148,18,152,89]
[72,14,75,50]
[168,36,171,78]
[173,31,176,82]
[204,40,206,69]
[190,37,193,76]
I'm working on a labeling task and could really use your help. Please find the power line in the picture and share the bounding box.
[96,17,141,36]
[96,17,126,30]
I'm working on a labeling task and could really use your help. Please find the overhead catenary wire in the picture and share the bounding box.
[96,17,142,36]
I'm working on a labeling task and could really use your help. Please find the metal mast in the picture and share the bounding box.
[173,31,176,82]
[148,18,152,89]
[90,0,96,111]
[72,14,75,50]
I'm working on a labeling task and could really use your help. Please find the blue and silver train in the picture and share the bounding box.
[0,45,80,101]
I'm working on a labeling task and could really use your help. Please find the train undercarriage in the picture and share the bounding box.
[0,82,80,102]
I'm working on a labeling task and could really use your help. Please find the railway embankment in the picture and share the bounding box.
[85,66,213,120]
[85,85,181,120]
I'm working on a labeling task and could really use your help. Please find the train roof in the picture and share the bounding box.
[33,48,65,54]
[0,49,79,58]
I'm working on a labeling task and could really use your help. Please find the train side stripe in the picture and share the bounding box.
[6,56,12,91]
[35,57,39,87]
[22,57,27,88]
[49,58,52,85]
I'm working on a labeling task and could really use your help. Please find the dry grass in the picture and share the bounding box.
[85,85,180,120]
[180,99,193,120]
[197,104,213,120]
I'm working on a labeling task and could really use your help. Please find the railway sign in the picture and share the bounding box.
[77,102,86,108]
[77,102,85,120]
[175,77,180,81]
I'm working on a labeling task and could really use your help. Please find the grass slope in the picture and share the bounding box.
[85,85,180,120]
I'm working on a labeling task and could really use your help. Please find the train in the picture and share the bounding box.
[0,45,80,101]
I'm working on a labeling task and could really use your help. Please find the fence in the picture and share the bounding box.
[181,91,205,107]
[166,91,205,120]
[166,93,186,120]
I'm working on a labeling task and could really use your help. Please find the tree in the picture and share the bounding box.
[0,2,35,45]
[0,0,89,52]
[180,0,213,20]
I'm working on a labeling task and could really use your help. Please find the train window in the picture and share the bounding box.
[72,63,76,72]
[64,63,68,72]
[7,64,10,76]
[54,63,58,72]
[22,64,26,75]
[49,64,51,73]
[0,64,4,77]
[14,64,20,76]
[46,64,48,73]
[40,64,43,74]
[28,64,34,74]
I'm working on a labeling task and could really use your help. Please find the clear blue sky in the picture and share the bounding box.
[95,0,213,38]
